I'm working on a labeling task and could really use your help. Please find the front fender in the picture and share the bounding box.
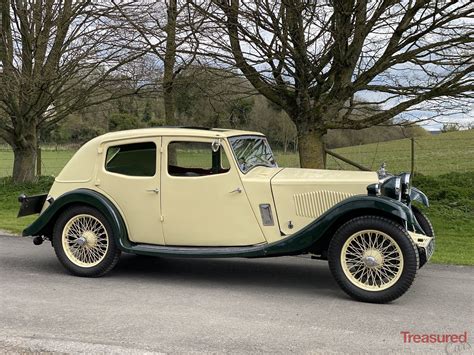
[22,189,132,251]
[264,195,421,256]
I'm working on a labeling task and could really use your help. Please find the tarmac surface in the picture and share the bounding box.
[0,234,472,354]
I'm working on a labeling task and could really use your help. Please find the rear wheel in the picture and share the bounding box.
[328,216,419,303]
[53,205,121,277]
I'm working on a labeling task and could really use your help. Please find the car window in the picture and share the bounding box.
[221,148,230,170]
[105,142,156,177]
[228,135,277,173]
[168,141,230,177]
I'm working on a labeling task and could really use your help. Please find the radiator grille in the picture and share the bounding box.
[294,191,353,218]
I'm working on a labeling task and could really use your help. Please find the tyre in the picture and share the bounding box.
[328,216,419,303]
[411,205,435,268]
[411,205,434,237]
[53,205,121,277]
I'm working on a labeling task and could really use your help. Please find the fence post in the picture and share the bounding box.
[411,137,415,177]
[323,142,327,169]
[36,146,42,176]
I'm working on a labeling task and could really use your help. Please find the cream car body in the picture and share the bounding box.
[19,127,435,303]
[45,128,378,245]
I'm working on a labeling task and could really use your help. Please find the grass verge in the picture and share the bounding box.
[0,173,472,265]
[412,172,473,265]
[0,176,54,234]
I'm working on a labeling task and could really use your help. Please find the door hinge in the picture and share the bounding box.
[160,215,164,222]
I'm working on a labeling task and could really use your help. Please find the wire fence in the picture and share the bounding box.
[1,133,473,178]
[269,134,473,176]
[324,135,474,176]
[0,144,79,178]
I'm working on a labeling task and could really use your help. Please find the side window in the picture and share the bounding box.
[221,148,230,170]
[168,141,231,177]
[105,142,156,177]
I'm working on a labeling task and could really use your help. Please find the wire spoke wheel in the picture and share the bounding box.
[341,229,404,291]
[61,214,109,268]
[329,217,418,303]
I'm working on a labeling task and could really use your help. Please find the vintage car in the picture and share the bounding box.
[19,127,435,303]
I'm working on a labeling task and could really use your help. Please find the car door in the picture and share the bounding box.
[97,137,165,245]
[161,137,265,246]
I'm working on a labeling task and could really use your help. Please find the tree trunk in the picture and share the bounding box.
[163,0,177,125]
[13,144,37,183]
[11,123,38,183]
[298,129,325,169]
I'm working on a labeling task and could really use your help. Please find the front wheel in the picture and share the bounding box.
[53,205,121,277]
[411,205,435,268]
[328,216,419,303]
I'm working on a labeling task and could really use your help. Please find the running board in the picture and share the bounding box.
[127,243,269,258]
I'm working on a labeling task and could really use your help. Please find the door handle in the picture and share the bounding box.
[229,187,242,194]
[146,188,160,194]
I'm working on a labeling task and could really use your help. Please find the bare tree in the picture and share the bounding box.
[192,0,473,168]
[112,0,211,125]
[0,0,146,182]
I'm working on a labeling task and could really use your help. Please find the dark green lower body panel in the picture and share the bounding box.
[127,243,268,258]
[23,188,425,259]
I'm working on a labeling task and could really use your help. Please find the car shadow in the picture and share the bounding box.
[2,235,345,300]
[112,254,342,299]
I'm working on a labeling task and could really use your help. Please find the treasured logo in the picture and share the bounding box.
[401,331,468,344]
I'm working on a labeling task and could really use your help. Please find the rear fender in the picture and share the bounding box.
[22,189,132,251]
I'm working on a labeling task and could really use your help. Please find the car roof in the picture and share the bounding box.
[97,127,265,141]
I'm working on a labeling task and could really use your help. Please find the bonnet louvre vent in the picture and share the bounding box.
[293,191,353,218]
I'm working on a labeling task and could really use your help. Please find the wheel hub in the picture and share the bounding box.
[362,249,383,268]
[75,236,87,246]
[363,256,378,267]
[80,231,98,247]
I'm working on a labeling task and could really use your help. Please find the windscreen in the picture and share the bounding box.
[228,136,277,173]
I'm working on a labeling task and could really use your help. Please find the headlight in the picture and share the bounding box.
[380,176,402,201]
[367,183,380,196]
[400,172,411,199]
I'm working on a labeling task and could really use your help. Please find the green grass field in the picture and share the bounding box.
[1,130,473,177]
[276,129,474,175]
[0,148,75,177]
[0,130,473,265]
[411,173,473,265]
